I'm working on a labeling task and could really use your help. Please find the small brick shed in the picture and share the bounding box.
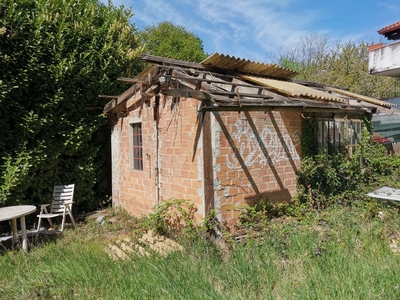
[103,53,397,231]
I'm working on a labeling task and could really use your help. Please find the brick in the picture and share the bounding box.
[113,97,299,221]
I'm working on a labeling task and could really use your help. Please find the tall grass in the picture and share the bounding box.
[1,201,400,299]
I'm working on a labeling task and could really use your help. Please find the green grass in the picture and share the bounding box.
[1,201,400,299]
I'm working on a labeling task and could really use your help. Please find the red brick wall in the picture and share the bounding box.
[156,96,203,217]
[114,94,203,218]
[213,110,302,230]
[116,94,157,216]
[113,93,302,228]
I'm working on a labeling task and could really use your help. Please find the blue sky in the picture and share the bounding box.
[108,0,400,62]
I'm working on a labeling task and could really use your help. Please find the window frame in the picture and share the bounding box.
[130,122,143,171]
[318,117,362,157]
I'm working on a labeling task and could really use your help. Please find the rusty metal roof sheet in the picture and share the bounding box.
[201,53,297,79]
[327,87,397,108]
[241,76,347,103]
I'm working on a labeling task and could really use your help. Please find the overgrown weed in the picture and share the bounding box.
[140,198,199,241]
[2,194,400,299]
[4,135,400,298]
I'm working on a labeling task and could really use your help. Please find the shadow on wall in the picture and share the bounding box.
[244,189,292,207]
[214,112,264,195]
[269,111,300,174]
[214,111,299,197]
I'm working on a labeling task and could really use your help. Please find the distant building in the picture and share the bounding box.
[369,21,400,77]
[369,21,400,151]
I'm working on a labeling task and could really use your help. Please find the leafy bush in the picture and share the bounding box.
[0,0,142,207]
[297,120,400,209]
[239,199,290,229]
[296,149,345,209]
[143,199,198,240]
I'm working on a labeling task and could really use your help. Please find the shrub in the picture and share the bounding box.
[143,199,198,240]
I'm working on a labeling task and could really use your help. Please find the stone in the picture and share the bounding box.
[96,216,104,223]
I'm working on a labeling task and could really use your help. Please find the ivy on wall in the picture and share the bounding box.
[300,113,319,158]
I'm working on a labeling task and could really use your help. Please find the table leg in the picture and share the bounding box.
[11,218,17,250]
[20,216,28,253]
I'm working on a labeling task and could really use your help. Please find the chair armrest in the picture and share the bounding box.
[38,204,51,215]
[63,201,74,210]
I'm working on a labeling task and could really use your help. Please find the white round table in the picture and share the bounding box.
[0,205,37,252]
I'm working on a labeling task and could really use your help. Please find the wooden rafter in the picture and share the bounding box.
[117,77,139,83]
[140,54,204,69]
[99,95,117,99]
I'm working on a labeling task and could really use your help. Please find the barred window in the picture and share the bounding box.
[318,118,361,157]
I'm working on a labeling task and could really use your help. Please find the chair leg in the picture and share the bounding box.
[68,211,76,228]
[61,211,67,232]
[37,217,42,232]
[37,217,54,231]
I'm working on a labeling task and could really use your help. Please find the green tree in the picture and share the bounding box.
[276,34,398,99]
[0,0,142,207]
[139,21,208,62]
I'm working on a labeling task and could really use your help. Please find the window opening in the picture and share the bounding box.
[131,123,143,170]
[318,118,361,157]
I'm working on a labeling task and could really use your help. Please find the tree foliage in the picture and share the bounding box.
[277,34,398,99]
[0,0,142,207]
[139,21,208,62]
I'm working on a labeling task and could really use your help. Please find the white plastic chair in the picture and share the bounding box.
[36,184,76,232]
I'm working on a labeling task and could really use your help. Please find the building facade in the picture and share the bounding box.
[104,54,396,231]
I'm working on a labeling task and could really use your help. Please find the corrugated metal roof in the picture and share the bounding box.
[327,87,397,108]
[241,76,347,102]
[372,114,400,143]
[378,21,400,34]
[201,53,297,79]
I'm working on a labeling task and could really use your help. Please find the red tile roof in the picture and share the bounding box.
[378,21,400,34]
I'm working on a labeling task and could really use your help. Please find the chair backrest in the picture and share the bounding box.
[50,184,75,214]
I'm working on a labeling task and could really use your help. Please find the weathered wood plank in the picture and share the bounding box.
[165,70,289,102]
[211,90,273,99]
[117,77,139,83]
[163,74,278,90]
[161,88,274,101]
[140,54,204,69]
[200,105,366,115]
[202,110,214,215]
[161,89,214,101]
[212,98,342,107]
[99,95,118,99]
[104,85,137,113]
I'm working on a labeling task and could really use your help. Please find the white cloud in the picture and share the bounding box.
[103,0,400,62]
[377,1,400,13]
[189,0,322,60]
[132,0,186,27]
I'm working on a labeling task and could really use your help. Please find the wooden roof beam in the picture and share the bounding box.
[117,77,139,83]
[161,88,214,101]
[165,70,285,100]
[140,54,204,69]
[99,95,117,99]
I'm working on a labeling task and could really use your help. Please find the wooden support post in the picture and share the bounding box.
[202,109,214,216]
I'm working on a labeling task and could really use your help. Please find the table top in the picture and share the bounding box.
[367,186,400,202]
[0,205,37,222]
